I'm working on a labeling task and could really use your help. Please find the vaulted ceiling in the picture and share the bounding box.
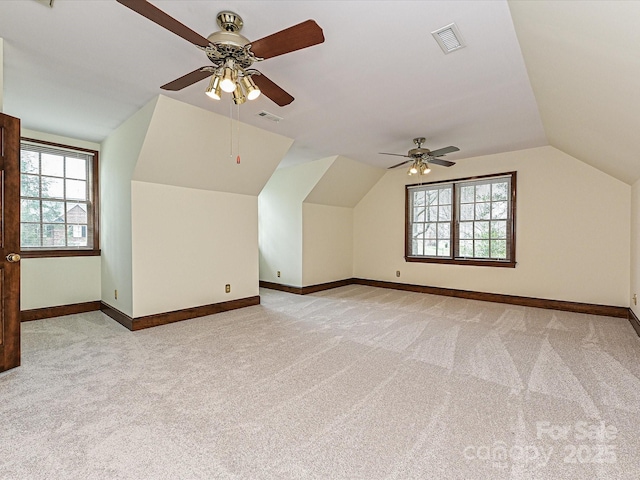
[0,1,637,183]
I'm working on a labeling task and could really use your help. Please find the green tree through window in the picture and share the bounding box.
[20,139,99,257]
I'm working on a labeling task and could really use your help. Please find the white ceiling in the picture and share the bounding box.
[0,1,637,183]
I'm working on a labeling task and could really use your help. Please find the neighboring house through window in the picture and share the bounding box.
[19,138,99,257]
[406,172,516,267]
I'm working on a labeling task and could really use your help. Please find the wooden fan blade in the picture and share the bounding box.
[117,0,210,48]
[428,157,456,167]
[252,74,294,106]
[379,153,411,158]
[250,20,325,59]
[428,146,460,157]
[160,68,212,91]
[388,160,411,169]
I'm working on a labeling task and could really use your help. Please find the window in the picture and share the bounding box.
[20,138,99,257]
[406,172,516,267]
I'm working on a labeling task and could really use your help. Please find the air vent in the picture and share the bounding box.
[256,111,283,123]
[431,23,465,54]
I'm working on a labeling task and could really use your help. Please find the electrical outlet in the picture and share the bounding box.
[277,271,281,278]
[396,270,401,277]
[225,284,231,293]
[114,289,118,300]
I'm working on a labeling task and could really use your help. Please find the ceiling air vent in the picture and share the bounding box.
[431,23,465,54]
[256,111,283,123]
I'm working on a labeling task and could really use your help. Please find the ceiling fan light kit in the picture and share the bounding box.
[117,1,325,107]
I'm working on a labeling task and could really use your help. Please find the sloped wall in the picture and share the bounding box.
[354,145,630,307]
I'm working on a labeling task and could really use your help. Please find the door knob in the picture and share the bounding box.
[6,253,21,263]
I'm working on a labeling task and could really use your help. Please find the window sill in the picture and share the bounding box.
[405,256,516,268]
[20,249,101,259]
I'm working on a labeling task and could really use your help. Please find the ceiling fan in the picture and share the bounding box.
[117,0,325,106]
[380,138,459,175]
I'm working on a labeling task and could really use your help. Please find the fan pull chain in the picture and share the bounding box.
[236,103,241,164]
[229,99,233,158]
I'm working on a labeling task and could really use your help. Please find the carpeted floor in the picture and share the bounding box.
[1,285,640,479]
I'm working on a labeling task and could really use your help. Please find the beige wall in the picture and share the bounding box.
[100,98,157,316]
[354,146,630,307]
[631,179,640,317]
[259,158,333,287]
[302,203,353,286]
[0,37,4,112]
[259,156,384,288]
[22,257,101,310]
[131,182,258,317]
[20,128,102,310]
[125,95,290,317]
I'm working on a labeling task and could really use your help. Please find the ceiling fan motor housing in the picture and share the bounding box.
[409,147,431,158]
[206,12,254,69]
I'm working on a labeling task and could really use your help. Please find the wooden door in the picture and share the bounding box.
[0,113,21,372]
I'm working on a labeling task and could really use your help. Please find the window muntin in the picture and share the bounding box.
[20,139,99,256]
[406,172,516,267]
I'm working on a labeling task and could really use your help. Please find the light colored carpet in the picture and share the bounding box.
[1,285,640,479]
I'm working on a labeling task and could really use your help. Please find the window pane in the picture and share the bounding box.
[474,221,490,239]
[438,205,451,221]
[460,204,474,221]
[21,224,41,248]
[426,190,439,206]
[475,202,491,220]
[21,151,39,174]
[413,240,423,256]
[413,224,425,239]
[67,225,88,247]
[460,186,474,203]
[492,182,508,201]
[66,179,86,200]
[413,207,426,222]
[439,188,451,205]
[475,184,491,201]
[67,203,88,224]
[21,174,40,197]
[41,177,64,198]
[459,222,473,239]
[437,240,450,257]
[427,206,438,222]
[42,224,66,247]
[41,153,64,177]
[474,240,490,258]
[491,201,508,220]
[491,220,507,239]
[492,240,507,259]
[459,240,474,257]
[424,240,437,256]
[21,199,40,222]
[437,223,450,239]
[425,223,437,239]
[66,157,87,180]
[42,201,65,223]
